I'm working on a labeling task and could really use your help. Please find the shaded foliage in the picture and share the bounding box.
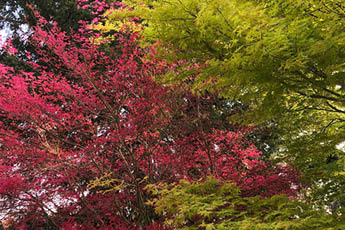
[0,6,299,229]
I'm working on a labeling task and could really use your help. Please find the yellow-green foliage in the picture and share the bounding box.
[146,178,345,230]
[104,0,345,133]
[106,0,345,116]
[88,172,125,194]
[105,0,345,208]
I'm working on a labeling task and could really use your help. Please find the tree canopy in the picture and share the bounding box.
[0,0,345,229]
[105,0,345,207]
[147,178,345,230]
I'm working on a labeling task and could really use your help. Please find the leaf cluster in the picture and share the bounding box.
[106,0,345,208]
[147,178,345,230]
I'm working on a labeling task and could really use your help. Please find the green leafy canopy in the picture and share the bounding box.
[106,0,345,206]
[146,178,345,230]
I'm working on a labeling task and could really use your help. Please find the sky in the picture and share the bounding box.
[0,29,8,47]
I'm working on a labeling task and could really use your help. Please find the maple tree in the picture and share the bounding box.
[105,0,345,213]
[0,3,306,230]
[148,178,345,230]
[0,0,94,72]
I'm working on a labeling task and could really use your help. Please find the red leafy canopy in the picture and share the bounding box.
[0,7,299,230]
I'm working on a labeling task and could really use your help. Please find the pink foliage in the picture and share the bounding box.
[0,6,299,230]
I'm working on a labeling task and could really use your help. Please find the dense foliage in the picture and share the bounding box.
[0,0,95,71]
[0,3,303,229]
[106,0,345,209]
[0,0,344,229]
[147,178,345,230]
